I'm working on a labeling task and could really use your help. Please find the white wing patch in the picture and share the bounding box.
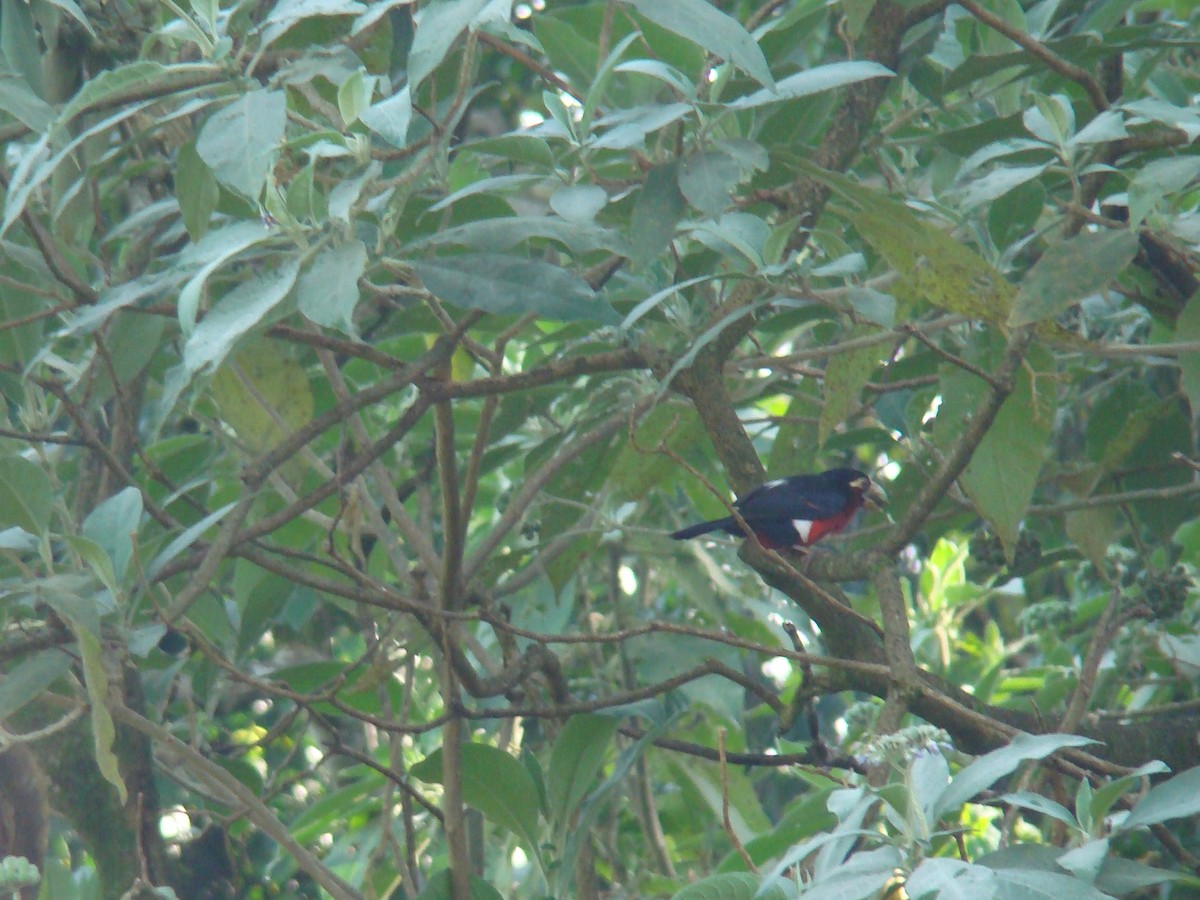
[763,479,787,489]
[791,519,814,544]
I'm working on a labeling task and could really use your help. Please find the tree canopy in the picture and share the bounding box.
[2,0,1200,897]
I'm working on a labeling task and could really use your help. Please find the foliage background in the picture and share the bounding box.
[2,0,1200,897]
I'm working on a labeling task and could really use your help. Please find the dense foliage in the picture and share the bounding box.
[2,0,1200,897]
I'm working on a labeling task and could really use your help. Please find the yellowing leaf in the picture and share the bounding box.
[820,326,881,446]
[851,206,1015,324]
[212,342,314,456]
[76,625,128,805]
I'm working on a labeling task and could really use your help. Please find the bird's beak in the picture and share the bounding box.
[859,478,888,510]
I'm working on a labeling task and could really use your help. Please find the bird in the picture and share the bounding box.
[670,467,887,550]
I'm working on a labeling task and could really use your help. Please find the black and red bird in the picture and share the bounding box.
[670,467,886,550]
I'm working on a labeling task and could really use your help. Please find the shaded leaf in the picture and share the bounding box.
[1174,291,1200,418]
[76,625,128,805]
[632,163,686,268]
[417,215,631,256]
[678,151,741,215]
[82,487,143,584]
[547,714,619,826]
[905,857,999,900]
[416,870,505,900]
[0,650,72,722]
[959,163,1049,210]
[0,456,52,536]
[939,343,1055,561]
[1119,766,1200,831]
[296,240,367,335]
[211,343,315,456]
[413,253,618,323]
[1009,230,1138,327]
[0,72,54,131]
[1128,155,1200,228]
[820,327,881,447]
[411,743,542,855]
[176,140,219,242]
[260,0,367,47]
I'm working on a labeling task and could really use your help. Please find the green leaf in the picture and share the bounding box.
[183,259,302,375]
[336,68,373,126]
[626,0,773,90]
[1175,291,1200,418]
[610,403,706,501]
[990,867,1113,899]
[408,0,491,88]
[671,872,787,900]
[176,140,219,241]
[297,240,367,335]
[42,0,97,37]
[1056,838,1108,882]
[906,858,999,898]
[820,327,881,447]
[730,60,892,108]
[211,343,315,455]
[0,72,55,130]
[1119,766,1200,831]
[678,151,740,215]
[76,625,128,805]
[1088,760,1170,826]
[590,102,691,150]
[411,743,542,854]
[1065,506,1120,570]
[260,0,367,47]
[959,163,1049,211]
[547,714,619,827]
[0,650,72,722]
[3,96,162,239]
[37,573,105,636]
[196,89,287,200]
[934,733,1098,820]
[82,487,143,585]
[146,502,237,581]
[417,215,631,256]
[413,253,618,323]
[554,715,675,896]
[1008,230,1139,327]
[942,343,1054,561]
[359,85,412,148]
[1095,856,1186,894]
[416,870,506,900]
[60,61,219,125]
[632,163,686,268]
[0,455,52,536]
[1128,155,1200,228]
[549,184,608,224]
[1,0,44,96]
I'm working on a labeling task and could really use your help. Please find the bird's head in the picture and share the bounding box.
[829,468,888,510]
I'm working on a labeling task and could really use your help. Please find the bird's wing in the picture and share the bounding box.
[736,476,848,521]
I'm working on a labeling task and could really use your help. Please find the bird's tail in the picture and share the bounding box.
[670,518,732,541]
